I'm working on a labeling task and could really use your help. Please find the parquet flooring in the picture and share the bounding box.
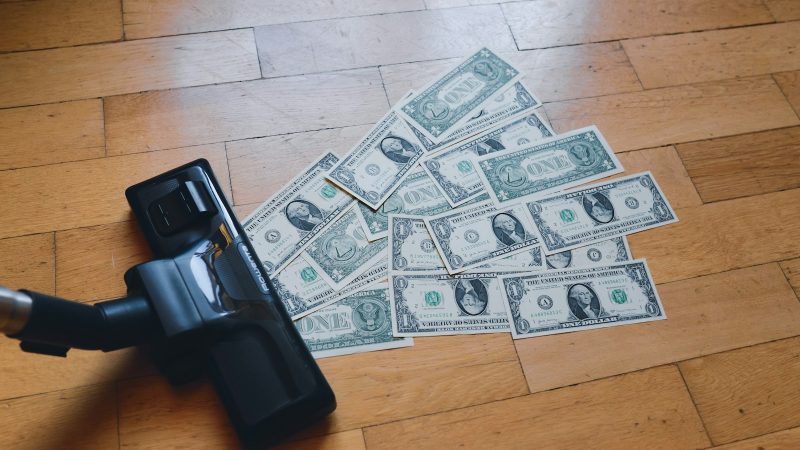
[1,1,799,448]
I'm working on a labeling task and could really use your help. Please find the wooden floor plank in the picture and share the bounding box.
[0,0,122,52]
[764,0,800,21]
[122,0,426,40]
[362,366,710,450]
[0,233,54,294]
[780,258,800,298]
[623,22,800,89]
[502,0,773,50]
[56,222,151,303]
[615,146,703,209]
[774,70,800,115]
[709,426,800,449]
[118,333,527,446]
[515,264,800,394]
[0,384,118,450]
[105,69,387,154]
[379,42,642,104]
[227,125,372,205]
[680,337,800,444]
[0,29,260,109]
[275,430,366,450]
[254,6,515,77]
[424,0,501,8]
[676,127,800,203]
[629,189,800,284]
[0,100,104,171]
[0,144,229,240]
[544,77,799,152]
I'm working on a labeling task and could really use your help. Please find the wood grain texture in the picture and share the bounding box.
[227,125,372,205]
[0,100,104,171]
[0,29,260,109]
[118,334,527,446]
[0,0,122,52]
[629,189,800,284]
[0,144,229,240]
[363,365,710,450]
[765,0,800,21]
[615,146,703,209]
[0,384,118,450]
[56,221,151,303]
[545,77,799,152]
[676,127,800,202]
[623,22,800,88]
[680,337,800,444]
[709,426,800,449]
[255,5,515,77]
[105,69,388,154]
[123,0,426,39]
[774,71,800,115]
[275,430,366,450]
[515,264,800,393]
[503,0,773,50]
[780,258,800,298]
[0,233,54,294]
[379,43,642,104]
[424,0,501,8]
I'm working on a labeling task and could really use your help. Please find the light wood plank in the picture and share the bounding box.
[105,69,388,154]
[233,203,259,220]
[254,6,515,77]
[629,189,800,284]
[379,42,642,104]
[118,333,527,446]
[0,0,122,52]
[616,146,702,209]
[780,258,800,298]
[0,144,229,240]
[765,0,800,21]
[515,264,800,394]
[123,0,426,40]
[0,384,118,450]
[363,365,710,450]
[676,127,800,203]
[709,426,800,450]
[544,77,799,152]
[680,337,800,444]
[0,100,104,171]
[425,0,501,8]
[275,430,365,450]
[623,22,800,89]
[56,221,151,303]
[503,0,774,50]
[227,125,372,205]
[0,29,260,109]
[774,71,800,115]
[0,233,54,294]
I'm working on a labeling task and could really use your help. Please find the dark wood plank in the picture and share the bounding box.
[676,127,800,202]
[680,337,800,444]
[779,257,800,299]
[775,71,800,115]
[545,77,799,152]
[503,0,773,50]
[362,366,710,449]
[104,69,388,154]
[0,30,260,108]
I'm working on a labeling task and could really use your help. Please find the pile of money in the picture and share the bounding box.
[244,47,678,358]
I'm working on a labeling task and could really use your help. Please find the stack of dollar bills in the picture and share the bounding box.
[243,47,678,358]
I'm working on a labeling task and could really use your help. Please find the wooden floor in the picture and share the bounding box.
[1,0,800,448]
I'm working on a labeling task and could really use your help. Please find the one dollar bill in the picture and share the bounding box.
[296,282,413,358]
[422,111,554,207]
[500,259,666,339]
[545,236,631,270]
[526,172,677,254]
[326,109,426,209]
[389,271,510,336]
[474,125,624,206]
[244,152,353,274]
[398,48,523,143]
[424,201,541,274]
